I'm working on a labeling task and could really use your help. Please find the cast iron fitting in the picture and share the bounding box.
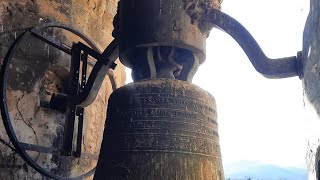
[129,46,200,82]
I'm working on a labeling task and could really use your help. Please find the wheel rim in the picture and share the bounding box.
[0,23,104,180]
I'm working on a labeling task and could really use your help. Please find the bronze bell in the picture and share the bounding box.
[94,79,224,179]
[95,0,224,179]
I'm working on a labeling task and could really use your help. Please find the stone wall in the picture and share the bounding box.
[0,0,125,179]
[302,0,320,179]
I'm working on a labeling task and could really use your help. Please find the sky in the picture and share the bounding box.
[126,0,310,168]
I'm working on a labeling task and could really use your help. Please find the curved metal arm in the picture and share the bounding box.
[206,9,302,79]
[26,23,118,108]
[74,39,119,107]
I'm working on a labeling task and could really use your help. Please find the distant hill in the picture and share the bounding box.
[224,161,307,180]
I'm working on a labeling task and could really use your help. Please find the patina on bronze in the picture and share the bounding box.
[95,0,224,179]
[94,79,224,179]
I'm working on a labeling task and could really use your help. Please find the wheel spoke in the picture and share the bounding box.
[19,142,58,153]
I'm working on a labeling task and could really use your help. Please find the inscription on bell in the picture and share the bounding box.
[107,80,219,157]
[128,96,216,115]
[120,109,197,119]
[95,79,224,180]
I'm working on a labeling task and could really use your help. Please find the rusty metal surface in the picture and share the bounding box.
[0,23,102,180]
[95,79,224,180]
[117,0,211,67]
[115,0,301,79]
[129,46,200,82]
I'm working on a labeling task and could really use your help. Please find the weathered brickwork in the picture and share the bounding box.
[0,0,125,179]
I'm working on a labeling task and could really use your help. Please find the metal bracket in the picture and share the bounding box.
[206,9,302,79]
[0,23,118,180]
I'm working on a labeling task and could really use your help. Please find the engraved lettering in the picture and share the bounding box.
[129,96,216,115]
